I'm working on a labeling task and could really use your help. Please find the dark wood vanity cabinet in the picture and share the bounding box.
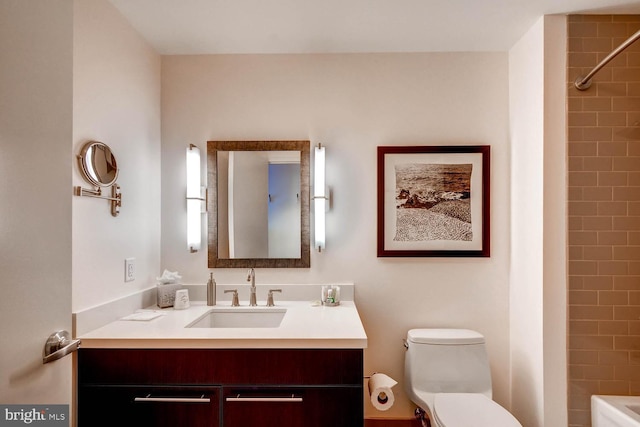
[78,348,363,427]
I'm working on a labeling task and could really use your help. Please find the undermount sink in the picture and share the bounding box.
[186,307,287,329]
[592,395,640,427]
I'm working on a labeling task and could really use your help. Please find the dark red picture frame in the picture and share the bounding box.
[377,145,490,258]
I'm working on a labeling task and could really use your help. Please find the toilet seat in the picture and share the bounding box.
[433,393,522,427]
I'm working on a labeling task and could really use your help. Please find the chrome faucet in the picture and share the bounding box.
[247,268,257,306]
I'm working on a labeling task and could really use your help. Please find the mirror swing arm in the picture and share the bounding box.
[73,185,122,216]
[73,184,122,216]
[73,140,122,217]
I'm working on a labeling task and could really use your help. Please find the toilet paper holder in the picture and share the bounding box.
[366,372,398,411]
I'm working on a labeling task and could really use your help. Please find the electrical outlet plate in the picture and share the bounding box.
[125,258,135,282]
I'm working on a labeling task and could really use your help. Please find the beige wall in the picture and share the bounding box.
[72,0,162,312]
[567,14,640,427]
[161,52,511,418]
[542,15,569,427]
[508,16,568,427]
[509,17,546,427]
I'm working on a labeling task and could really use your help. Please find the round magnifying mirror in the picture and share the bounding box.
[78,141,119,187]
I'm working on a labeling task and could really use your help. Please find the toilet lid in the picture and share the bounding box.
[407,329,485,345]
[433,393,522,427]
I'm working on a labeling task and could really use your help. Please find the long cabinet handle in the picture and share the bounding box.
[134,394,211,403]
[226,394,302,403]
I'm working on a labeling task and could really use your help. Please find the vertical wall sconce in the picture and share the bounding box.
[186,144,205,253]
[313,143,326,252]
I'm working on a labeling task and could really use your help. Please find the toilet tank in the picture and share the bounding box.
[404,329,492,397]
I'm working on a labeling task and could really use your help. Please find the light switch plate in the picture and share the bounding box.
[125,258,135,282]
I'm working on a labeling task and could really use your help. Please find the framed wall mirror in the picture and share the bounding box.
[207,140,310,268]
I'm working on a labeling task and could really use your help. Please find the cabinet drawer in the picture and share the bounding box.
[79,348,363,385]
[222,386,363,427]
[78,385,220,427]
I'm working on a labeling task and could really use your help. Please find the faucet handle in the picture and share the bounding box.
[224,289,240,307]
[266,289,282,307]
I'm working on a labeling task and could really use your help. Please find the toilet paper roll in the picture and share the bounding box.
[368,373,397,411]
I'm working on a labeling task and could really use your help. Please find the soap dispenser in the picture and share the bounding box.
[207,272,216,306]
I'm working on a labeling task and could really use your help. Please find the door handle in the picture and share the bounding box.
[43,330,81,364]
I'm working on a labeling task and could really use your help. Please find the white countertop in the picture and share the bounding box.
[78,300,368,349]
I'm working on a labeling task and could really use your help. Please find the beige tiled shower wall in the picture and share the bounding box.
[568,14,640,427]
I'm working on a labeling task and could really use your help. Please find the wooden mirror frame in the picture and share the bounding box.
[207,140,310,268]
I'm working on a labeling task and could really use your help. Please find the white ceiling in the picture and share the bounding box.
[109,0,640,54]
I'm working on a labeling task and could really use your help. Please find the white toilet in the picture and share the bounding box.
[404,328,522,427]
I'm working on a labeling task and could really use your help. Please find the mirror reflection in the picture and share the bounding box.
[208,141,310,268]
[217,151,301,259]
[79,141,118,187]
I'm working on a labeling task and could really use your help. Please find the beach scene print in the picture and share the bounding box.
[394,163,473,242]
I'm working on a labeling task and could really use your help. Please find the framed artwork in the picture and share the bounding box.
[377,145,490,257]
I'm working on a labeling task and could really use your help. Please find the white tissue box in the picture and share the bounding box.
[156,283,184,308]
